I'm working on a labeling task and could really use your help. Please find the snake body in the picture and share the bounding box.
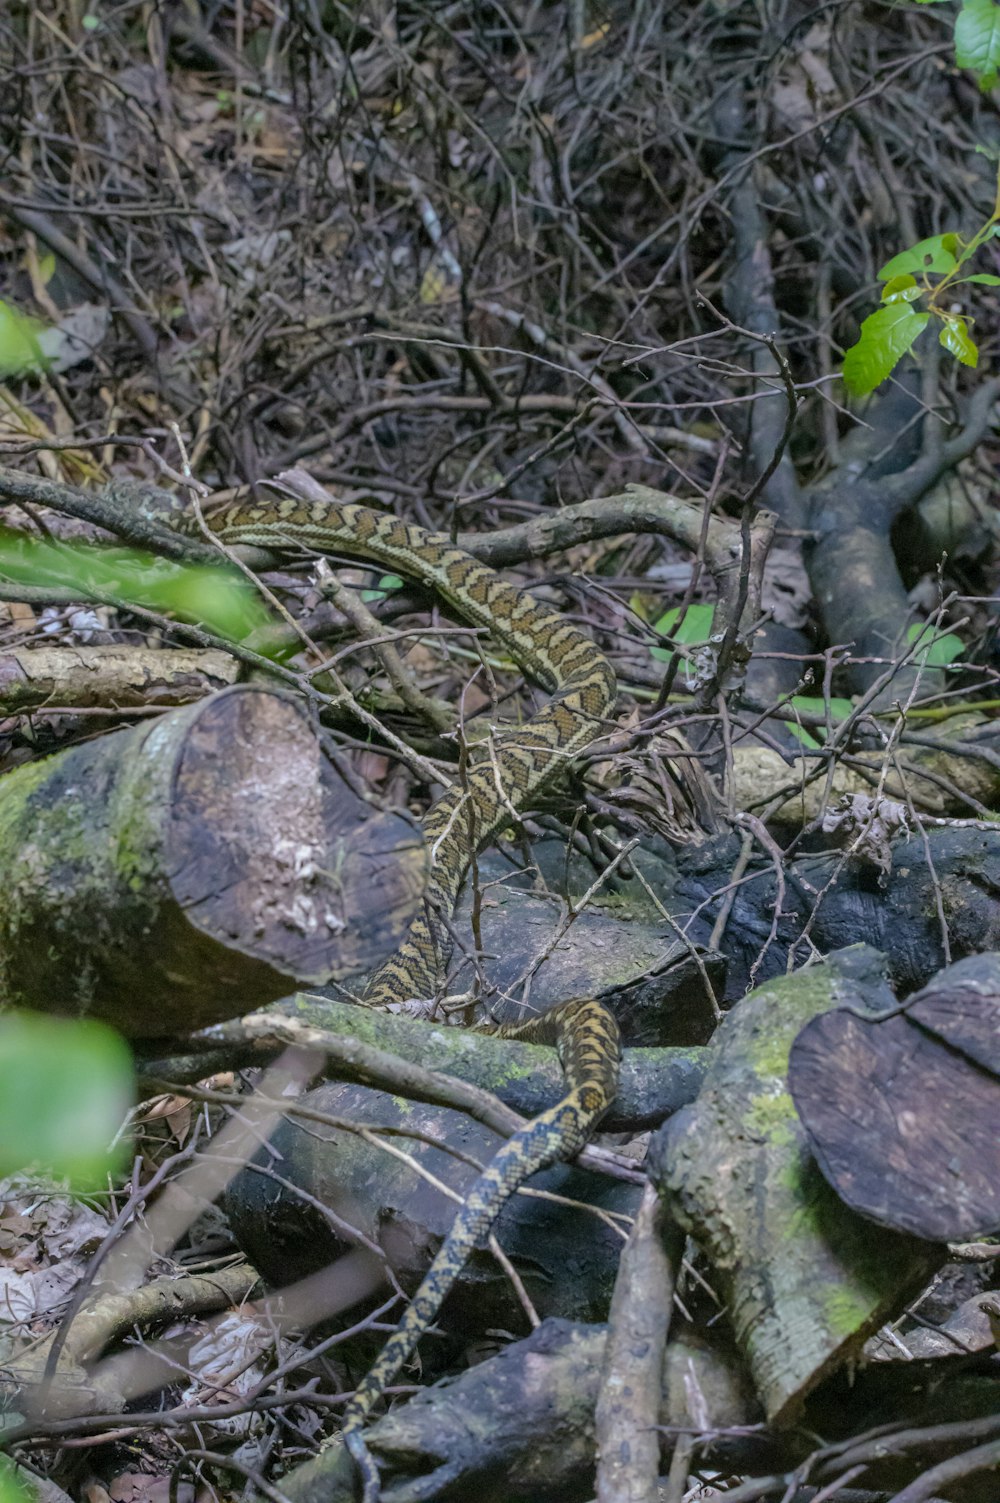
[205,488,621,1499]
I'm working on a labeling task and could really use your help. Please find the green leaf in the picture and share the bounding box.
[782,695,854,748]
[0,1014,132,1183]
[959,272,1000,283]
[788,695,854,721]
[649,601,715,659]
[881,274,921,303]
[842,302,929,396]
[81,13,101,30]
[906,622,965,667]
[361,572,404,603]
[0,300,48,377]
[0,1460,29,1503]
[956,0,1000,90]
[0,532,276,646]
[784,722,821,749]
[878,235,959,280]
[939,314,979,367]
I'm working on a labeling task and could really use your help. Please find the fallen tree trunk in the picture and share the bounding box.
[0,684,425,1035]
[141,991,709,1130]
[0,643,240,714]
[649,949,943,1426]
[675,824,1000,999]
[273,1313,1000,1503]
[277,1317,763,1503]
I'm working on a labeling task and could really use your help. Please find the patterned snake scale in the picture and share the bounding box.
[207,491,622,1500]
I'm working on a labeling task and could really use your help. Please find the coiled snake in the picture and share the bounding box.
[206,484,622,1499]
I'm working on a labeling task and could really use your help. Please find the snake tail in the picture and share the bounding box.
[340,998,621,1495]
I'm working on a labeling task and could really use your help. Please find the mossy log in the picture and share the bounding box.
[262,993,709,1131]
[0,684,425,1036]
[791,952,1000,1242]
[224,1078,643,1337]
[275,1317,761,1503]
[648,947,943,1426]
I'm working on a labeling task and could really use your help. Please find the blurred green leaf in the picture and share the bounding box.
[906,622,965,667]
[0,1459,29,1503]
[959,272,1000,284]
[782,695,854,748]
[955,0,1000,90]
[0,1014,132,1183]
[0,532,277,647]
[650,602,715,660]
[0,301,48,378]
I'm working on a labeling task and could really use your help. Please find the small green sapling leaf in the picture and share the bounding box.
[955,0,1000,91]
[842,302,929,395]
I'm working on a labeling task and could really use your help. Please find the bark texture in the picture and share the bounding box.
[0,684,425,1035]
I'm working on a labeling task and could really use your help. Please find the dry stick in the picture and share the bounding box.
[171,1448,294,1503]
[662,1433,698,1503]
[707,831,754,951]
[595,1182,682,1503]
[627,860,723,1022]
[316,563,453,735]
[473,299,650,457]
[785,668,932,970]
[453,483,757,643]
[30,1049,319,1420]
[20,1264,260,1397]
[87,1262,404,1424]
[734,811,788,989]
[485,836,642,1017]
[487,1233,542,1330]
[653,432,730,714]
[888,1439,1000,1503]
[197,1011,645,1185]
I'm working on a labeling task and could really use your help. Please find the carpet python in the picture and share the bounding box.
[203,488,622,1499]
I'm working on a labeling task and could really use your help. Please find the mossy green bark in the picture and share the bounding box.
[0,686,424,1037]
[267,992,707,1131]
[649,946,944,1426]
